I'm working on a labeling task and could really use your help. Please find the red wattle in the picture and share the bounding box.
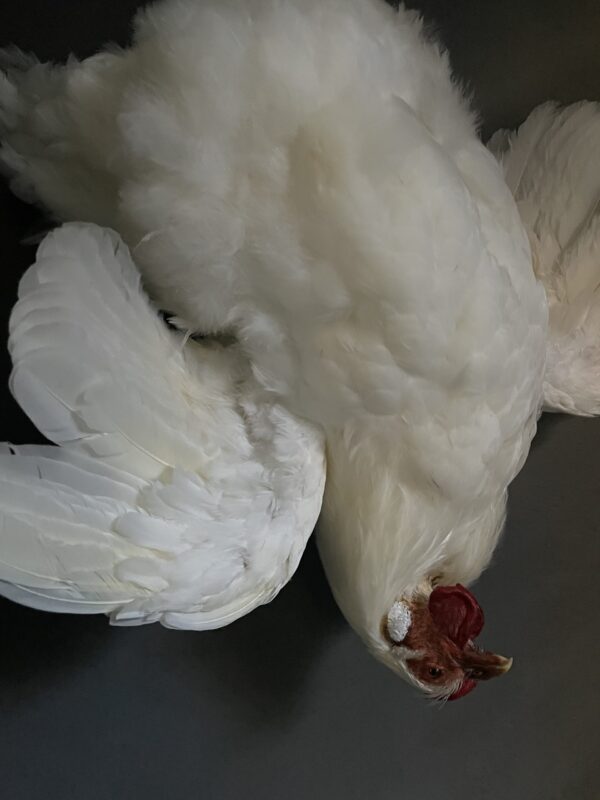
[448,678,477,701]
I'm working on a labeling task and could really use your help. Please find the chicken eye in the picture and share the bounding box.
[428,667,443,678]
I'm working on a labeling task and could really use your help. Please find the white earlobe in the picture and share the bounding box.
[387,601,412,643]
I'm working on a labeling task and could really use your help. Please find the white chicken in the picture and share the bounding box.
[1,0,599,702]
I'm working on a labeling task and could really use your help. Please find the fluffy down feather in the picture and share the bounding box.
[0,223,325,628]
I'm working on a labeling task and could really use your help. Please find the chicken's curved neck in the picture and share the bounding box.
[316,424,506,646]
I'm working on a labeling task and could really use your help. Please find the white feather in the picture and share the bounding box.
[491,102,600,416]
[0,224,325,628]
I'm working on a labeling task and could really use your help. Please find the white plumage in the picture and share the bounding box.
[0,0,598,699]
[490,101,600,416]
[0,222,325,628]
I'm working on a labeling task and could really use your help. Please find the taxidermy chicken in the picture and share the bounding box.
[1,0,600,702]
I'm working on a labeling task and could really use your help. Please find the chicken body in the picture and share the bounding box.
[1,0,550,694]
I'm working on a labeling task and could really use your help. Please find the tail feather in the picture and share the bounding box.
[491,102,600,416]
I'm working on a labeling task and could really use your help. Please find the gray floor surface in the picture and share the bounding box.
[0,2,599,798]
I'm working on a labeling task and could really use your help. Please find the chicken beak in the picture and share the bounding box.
[461,650,513,681]
[494,655,513,674]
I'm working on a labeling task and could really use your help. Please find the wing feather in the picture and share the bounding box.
[0,224,325,627]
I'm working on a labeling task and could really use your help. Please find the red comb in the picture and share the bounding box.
[428,584,484,649]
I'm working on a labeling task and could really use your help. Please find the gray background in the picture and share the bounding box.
[1,2,599,798]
